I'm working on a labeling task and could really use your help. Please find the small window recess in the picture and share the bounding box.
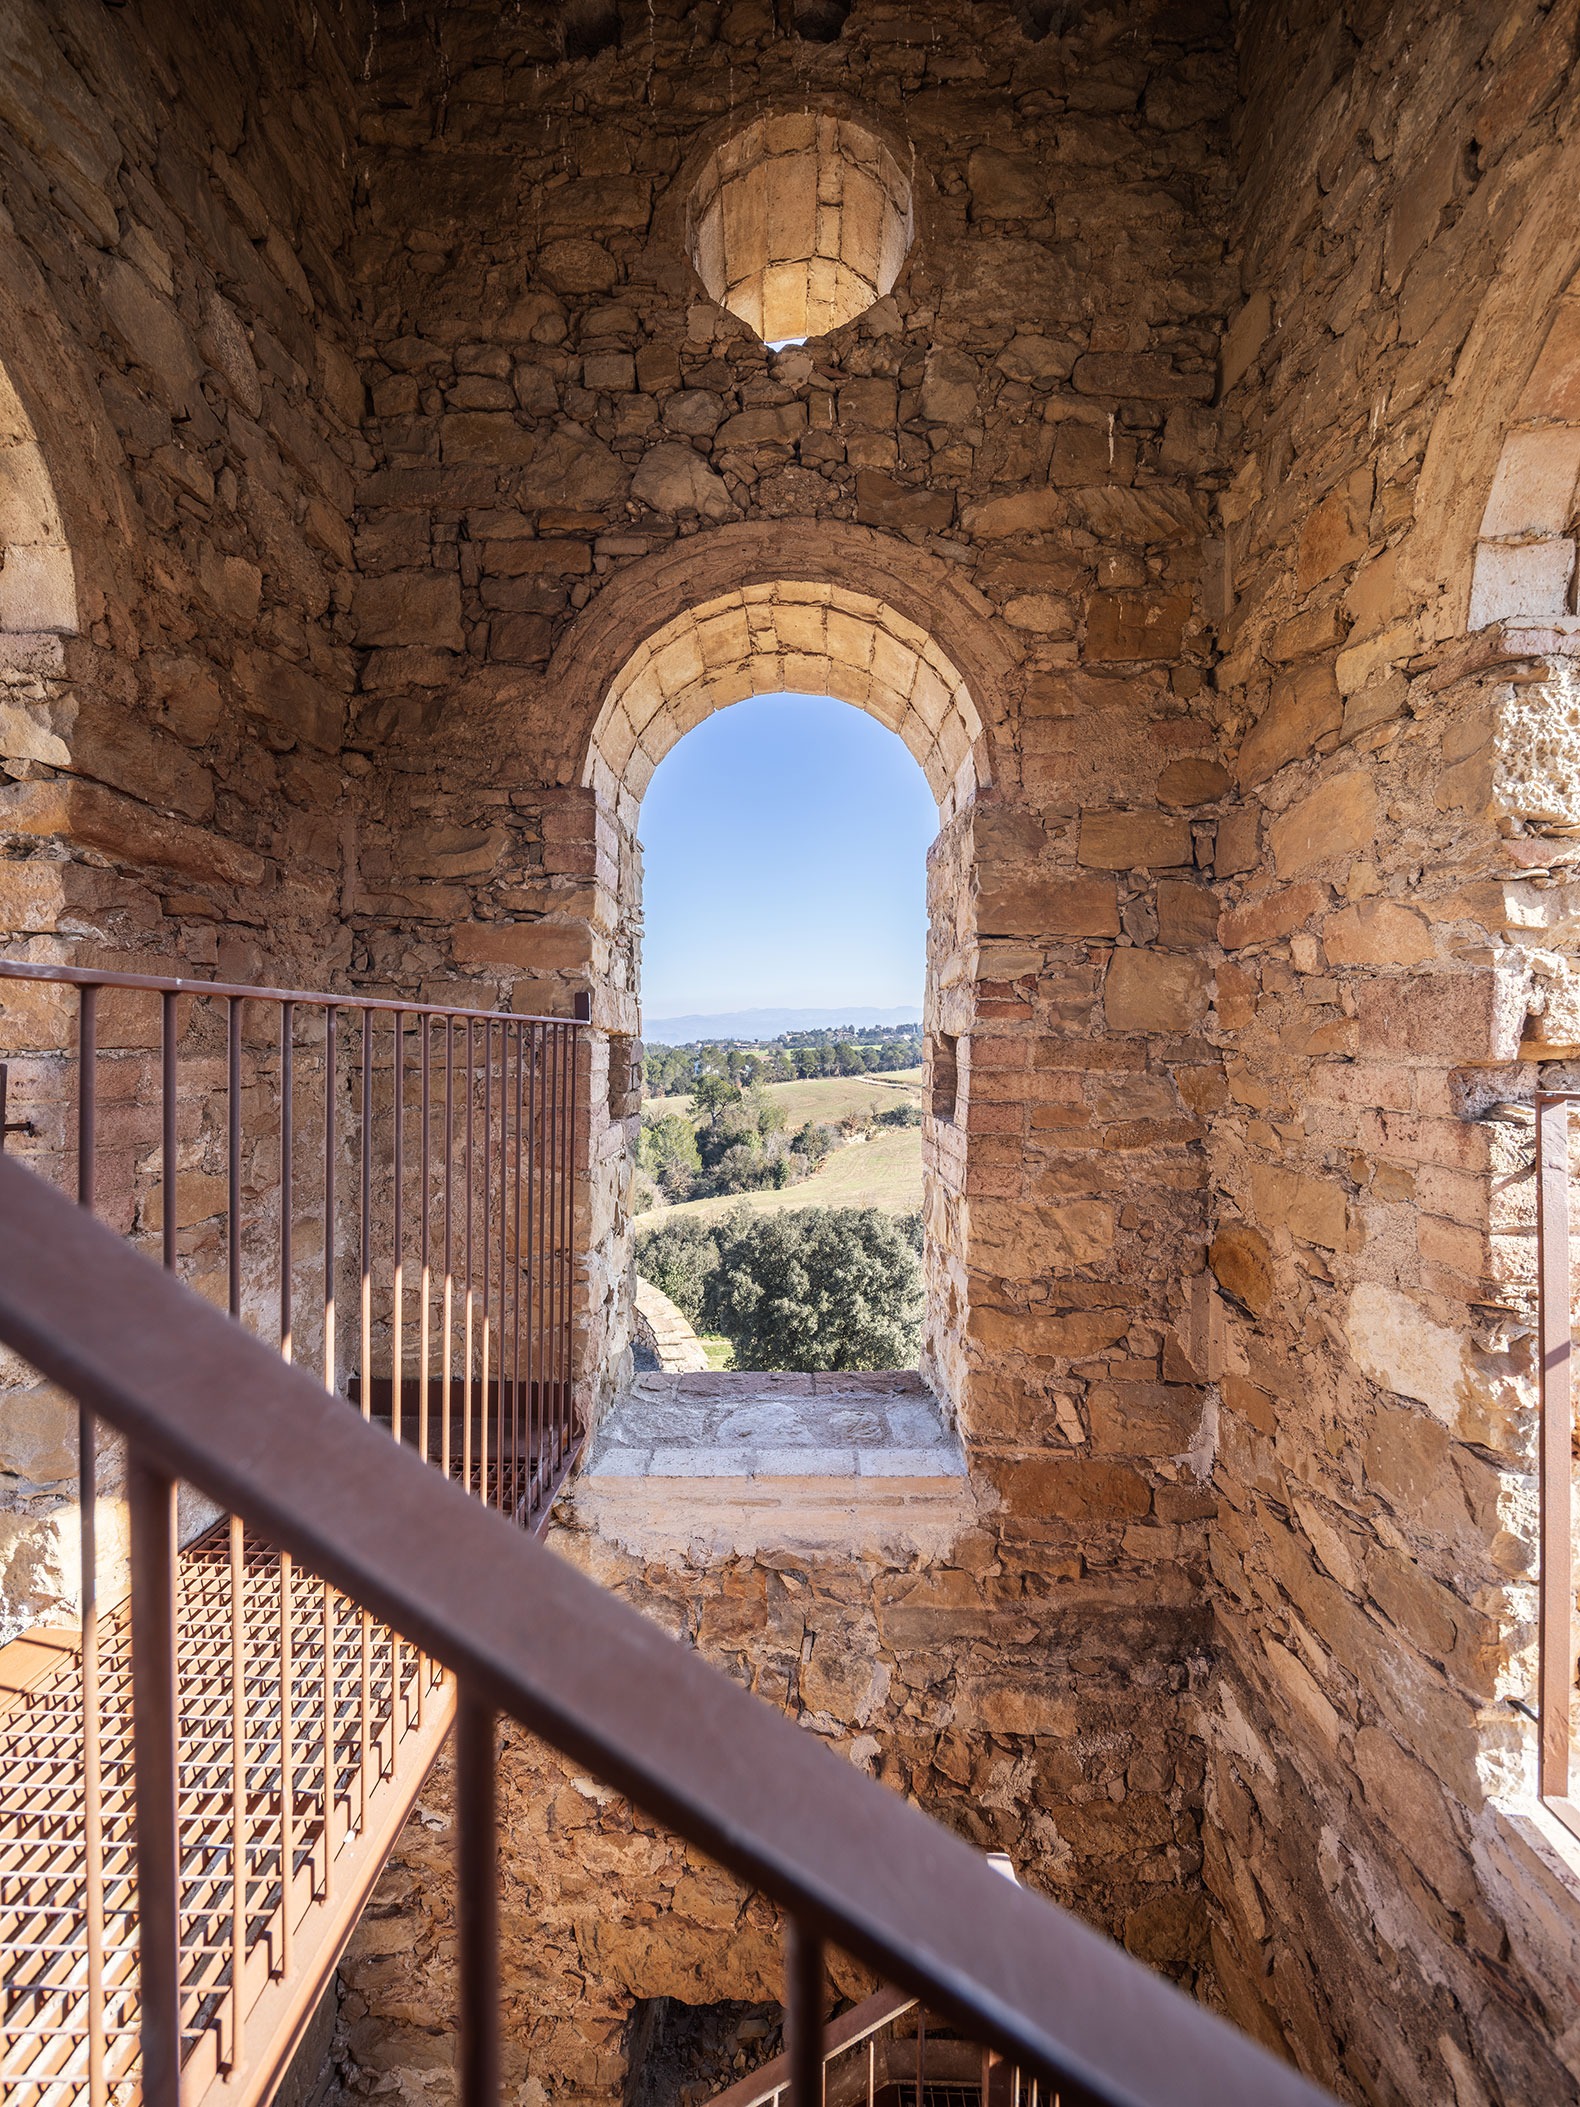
[930,1034,959,1124]
[607,1033,643,1125]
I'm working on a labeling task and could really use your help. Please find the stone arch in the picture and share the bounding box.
[1409,138,1580,638]
[558,527,1018,1426]
[582,581,986,823]
[1465,283,1580,627]
[0,353,77,636]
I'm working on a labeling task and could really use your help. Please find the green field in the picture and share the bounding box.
[646,1069,922,1128]
[638,1070,926,1228]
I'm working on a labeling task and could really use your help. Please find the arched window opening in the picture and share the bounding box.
[576,583,983,1526]
[633,693,934,1372]
[686,116,913,348]
[0,358,76,636]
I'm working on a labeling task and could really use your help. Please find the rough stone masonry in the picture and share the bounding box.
[3,0,1580,2102]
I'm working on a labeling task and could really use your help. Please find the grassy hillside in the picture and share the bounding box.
[646,1069,922,1127]
[639,1070,923,1227]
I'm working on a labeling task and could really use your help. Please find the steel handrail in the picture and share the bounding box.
[0,1152,1335,2107]
[0,955,587,1028]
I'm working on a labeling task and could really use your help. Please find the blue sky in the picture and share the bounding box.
[638,693,939,1020]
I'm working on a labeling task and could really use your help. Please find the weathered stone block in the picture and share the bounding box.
[1084,588,1193,661]
[1104,949,1211,1031]
[1078,809,1194,869]
[1268,772,1379,878]
[976,877,1119,937]
[352,572,464,651]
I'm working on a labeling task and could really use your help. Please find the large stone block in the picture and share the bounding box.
[1268,772,1379,878]
[1078,810,1194,869]
[1105,949,1210,1031]
[1084,588,1194,662]
[352,572,464,651]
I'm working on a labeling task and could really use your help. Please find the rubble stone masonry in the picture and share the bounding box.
[2,0,1580,2100]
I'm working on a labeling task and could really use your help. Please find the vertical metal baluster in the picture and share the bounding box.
[512,1023,525,1519]
[528,1024,543,1508]
[228,997,243,1323]
[129,1455,181,2107]
[555,1022,570,1470]
[278,1002,296,1961]
[786,1921,824,2107]
[226,997,248,2067]
[868,2035,875,2107]
[228,1510,247,2072]
[1539,1096,1575,1799]
[278,1529,293,1977]
[418,1015,432,1721]
[391,1012,405,1745]
[420,1015,433,1470]
[497,1022,510,1510]
[456,1690,499,2107]
[443,1018,455,1490]
[916,2005,926,2107]
[324,1006,337,1395]
[358,1017,372,1824]
[360,1013,373,1425]
[393,1011,405,1449]
[530,1023,544,1509]
[464,1019,475,1501]
[161,990,177,1272]
[566,1012,583,1462]
[321,1577,335,1904]
[77,984,106,2107]
[481,1021,492,1510]
[543,1025,560,1478]
[280,1003,295,1363]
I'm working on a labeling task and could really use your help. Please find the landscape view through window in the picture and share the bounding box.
[632,691,938,1374]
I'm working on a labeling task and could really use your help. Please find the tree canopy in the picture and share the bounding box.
[636,1206,922,1372]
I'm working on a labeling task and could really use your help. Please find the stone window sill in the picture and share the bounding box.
[567,1369,974,1556]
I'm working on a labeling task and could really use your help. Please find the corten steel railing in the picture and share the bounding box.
[0,1153,1340,2107]
[0,959,589,2107]
[1536,1092,1580,1841]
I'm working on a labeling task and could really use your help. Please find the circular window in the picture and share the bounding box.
[686,115,914,347]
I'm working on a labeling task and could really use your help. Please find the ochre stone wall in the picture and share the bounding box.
[0,0,371,1633]
[4,1,1580,2102]
[336,4,1236,2077]
[1206,3,1580,2098]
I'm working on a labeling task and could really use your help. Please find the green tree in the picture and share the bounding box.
[638,1112,702,1198]
[634,1216,721,1327]
[701,1207,922,1372]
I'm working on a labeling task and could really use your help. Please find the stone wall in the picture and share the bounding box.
[5,1,1580,2100]
[1205,3,1580,2098]
[330,0,1238,2090]
[0,0,373,1632]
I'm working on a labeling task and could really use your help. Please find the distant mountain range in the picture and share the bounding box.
[643,1004,922,1045]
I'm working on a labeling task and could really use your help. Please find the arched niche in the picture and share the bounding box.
[570,571,1002,1426]
[0,354,77,636]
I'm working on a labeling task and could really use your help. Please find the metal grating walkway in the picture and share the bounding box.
[0,1521,453,2107]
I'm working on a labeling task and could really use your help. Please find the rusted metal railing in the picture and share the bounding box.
[1536,1092,1580,1838]
[0,959,588,2106]
[0,1149,1337,2107]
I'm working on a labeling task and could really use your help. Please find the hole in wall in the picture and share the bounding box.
[686,113,914,345]
[788,0,852,39]
[562,0,622,60]
[1011,0,1066,36]
[930,1033,958,1123]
